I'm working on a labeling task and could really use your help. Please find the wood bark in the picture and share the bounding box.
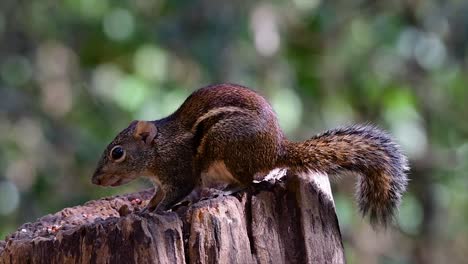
[0,171,345,264]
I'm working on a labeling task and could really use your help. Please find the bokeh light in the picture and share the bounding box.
[103,8,135,42]
[0,181,20,215]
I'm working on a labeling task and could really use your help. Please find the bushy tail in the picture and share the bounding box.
[279,125,409,226]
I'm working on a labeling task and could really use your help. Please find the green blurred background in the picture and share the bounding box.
[0,0,467,263]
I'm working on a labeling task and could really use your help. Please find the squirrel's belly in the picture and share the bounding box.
[200,161,241,189]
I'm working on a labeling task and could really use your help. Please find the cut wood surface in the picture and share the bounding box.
[0,171,345,264]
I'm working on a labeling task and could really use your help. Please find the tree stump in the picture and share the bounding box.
[0,171,345,264]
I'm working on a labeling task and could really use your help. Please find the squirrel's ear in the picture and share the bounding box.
[133,121,157,144]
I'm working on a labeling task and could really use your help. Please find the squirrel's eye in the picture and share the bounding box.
[110,146,125,162]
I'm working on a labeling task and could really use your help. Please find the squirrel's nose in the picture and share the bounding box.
[92,169,103,185]
[92,177,101,185]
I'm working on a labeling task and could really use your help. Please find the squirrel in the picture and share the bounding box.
[92,83,409,226]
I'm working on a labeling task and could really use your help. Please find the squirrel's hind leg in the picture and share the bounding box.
[194,112,281,186]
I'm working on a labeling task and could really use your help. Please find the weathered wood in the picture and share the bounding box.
[0,171,345,264]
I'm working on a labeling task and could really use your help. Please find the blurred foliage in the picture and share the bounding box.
[0,0,468,263]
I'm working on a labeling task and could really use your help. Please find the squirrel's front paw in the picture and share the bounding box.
[136,207,166,217]
[199,188,232,200]
[135,206,151,216]
[136,202,162,215]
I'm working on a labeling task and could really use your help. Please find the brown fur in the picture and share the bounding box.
[92,84,408,225]
[279,125,408,225]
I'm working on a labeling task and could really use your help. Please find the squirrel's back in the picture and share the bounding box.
[172,84,281,132]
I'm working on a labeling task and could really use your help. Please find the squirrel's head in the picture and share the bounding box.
[92,120,158,187]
